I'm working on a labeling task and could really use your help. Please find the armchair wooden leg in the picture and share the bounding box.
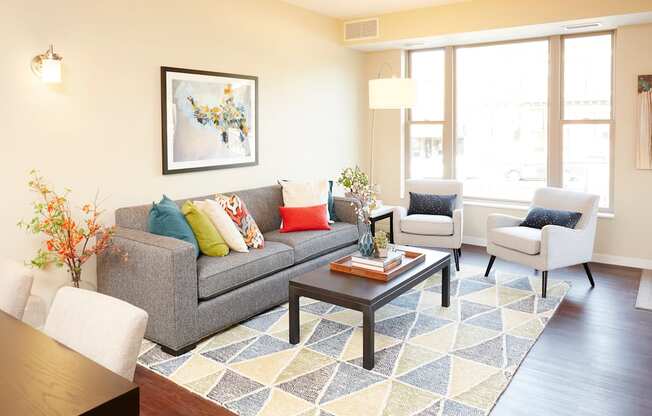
[542,271,548,298]
[583,263,595,287]
[458,247,462,258]
[453,249,460,272]
[484,255,496,277]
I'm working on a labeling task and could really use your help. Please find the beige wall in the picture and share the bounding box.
[346,0,652,45]
[0,0,365,308]
[368,23,652,267]
[365,50,406,204]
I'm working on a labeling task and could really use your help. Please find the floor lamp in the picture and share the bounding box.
[368,64,416,189]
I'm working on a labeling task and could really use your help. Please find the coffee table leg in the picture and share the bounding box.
[442,264,450,307]
[362,306,375,370]
[289,286,300,344]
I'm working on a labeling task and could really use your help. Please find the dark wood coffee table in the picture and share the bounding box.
[289,246,450,370]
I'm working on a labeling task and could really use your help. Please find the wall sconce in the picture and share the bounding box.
[31,45,63,84]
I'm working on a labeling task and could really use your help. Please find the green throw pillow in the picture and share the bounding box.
[148,195,199,257]
[182,201,230,257]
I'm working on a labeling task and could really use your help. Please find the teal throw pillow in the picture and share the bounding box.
[148,195,200,257]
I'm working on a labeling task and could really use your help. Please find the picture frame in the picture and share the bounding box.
[161,66,258,175]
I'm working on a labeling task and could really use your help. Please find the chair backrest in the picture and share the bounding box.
[531,187,600,231]
[44,287,148,381]
[0,260,34,320]
[403,179,464,210]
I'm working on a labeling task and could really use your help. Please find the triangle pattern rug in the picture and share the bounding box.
[138,262,570,416]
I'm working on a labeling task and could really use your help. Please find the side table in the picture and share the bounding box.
[370,205,395,243]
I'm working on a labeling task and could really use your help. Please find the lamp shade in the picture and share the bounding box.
[41,58,61,83]
[369,77,416,109]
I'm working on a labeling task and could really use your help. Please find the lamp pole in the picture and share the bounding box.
[369,62,395,186]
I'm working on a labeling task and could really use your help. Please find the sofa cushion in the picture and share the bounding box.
[491,226,542,255]
[197,241,294,300]
[264,222,358,264]
[401,214,453,236]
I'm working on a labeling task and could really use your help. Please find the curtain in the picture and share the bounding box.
[639,90,652,169]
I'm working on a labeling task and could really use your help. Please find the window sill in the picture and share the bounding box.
[463,200,615,219]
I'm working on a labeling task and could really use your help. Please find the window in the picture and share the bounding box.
[455,40,549,201]
[406,32,614,209]
[408,49,445,179]
[562,34,613,208]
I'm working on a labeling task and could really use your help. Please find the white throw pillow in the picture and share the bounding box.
[280,180,330,222]
[194,200,248,253]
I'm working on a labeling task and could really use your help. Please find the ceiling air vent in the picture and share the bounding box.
[344,18,379,41]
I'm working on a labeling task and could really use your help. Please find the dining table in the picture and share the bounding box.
[0,309,139,415]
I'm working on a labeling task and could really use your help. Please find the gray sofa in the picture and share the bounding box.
[97,185,360,355]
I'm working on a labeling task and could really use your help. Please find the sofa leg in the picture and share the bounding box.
[583,263,596,287]
[542,271,548,298]
[161,343,198,357]
[484,255,496,277]
[458,247,462,258]
[453,249,460,272]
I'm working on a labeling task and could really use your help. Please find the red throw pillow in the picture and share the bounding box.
[279,204,331,233]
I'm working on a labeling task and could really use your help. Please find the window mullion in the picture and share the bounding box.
[443,46,455,179]
[548,35,563,188]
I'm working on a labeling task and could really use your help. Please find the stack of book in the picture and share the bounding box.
[351,251,404,272]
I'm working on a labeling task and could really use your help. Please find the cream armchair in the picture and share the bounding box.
[393,179,463,270]
[484,187,600,298]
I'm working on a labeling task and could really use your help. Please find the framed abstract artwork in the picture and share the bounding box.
[161,67,258,174]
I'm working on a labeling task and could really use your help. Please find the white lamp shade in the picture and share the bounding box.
[41,58,61,83]
[369,77,416,109]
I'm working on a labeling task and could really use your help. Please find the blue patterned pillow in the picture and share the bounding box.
[407,192,457,218]
[520,207,582,230]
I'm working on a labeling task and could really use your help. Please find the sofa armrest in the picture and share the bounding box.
[487,214,524,232]
[452,208,463,246]
[541,225,594,270]
[97,227,199,351]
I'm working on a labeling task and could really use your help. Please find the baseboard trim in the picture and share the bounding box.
[462,235,652,270]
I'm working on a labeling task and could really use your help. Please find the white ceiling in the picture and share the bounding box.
[282,0,468,19]
[353,11,652,51]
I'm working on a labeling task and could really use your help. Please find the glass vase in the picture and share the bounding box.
[60,268,96,291]
[358,225,375,257]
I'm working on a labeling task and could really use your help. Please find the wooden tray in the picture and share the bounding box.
[330,250,426,282]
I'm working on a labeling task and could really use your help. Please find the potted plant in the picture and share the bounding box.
[18,171,121,289]
[373,230,389,258]
[337,166,377,257]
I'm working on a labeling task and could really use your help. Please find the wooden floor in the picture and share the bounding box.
[134,244,652,416]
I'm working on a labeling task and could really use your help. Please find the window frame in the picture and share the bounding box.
[560,31,615,211]
[405,31,615,211]
[406,47,450,180]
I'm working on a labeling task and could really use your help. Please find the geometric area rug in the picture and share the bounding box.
[138,263,570,416]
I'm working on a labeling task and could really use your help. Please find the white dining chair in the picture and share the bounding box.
[0,259,34,320]
[44,287,148,381]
